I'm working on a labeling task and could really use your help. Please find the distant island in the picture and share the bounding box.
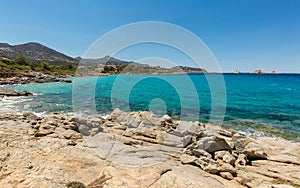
[231,70,277,74]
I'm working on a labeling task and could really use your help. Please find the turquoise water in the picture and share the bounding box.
[4,73,300,140]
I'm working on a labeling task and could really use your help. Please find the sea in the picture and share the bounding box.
[2,73,300,141]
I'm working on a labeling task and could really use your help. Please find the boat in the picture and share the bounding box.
[231,70,240,74]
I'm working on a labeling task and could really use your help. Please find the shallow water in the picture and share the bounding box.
[3,73,300,140]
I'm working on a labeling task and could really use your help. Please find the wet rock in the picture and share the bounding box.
[0,88,33,96]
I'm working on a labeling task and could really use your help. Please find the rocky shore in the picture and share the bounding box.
[0,72,72,85]
[0,109,299,187]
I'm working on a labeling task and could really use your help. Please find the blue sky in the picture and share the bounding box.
[0,0,299,72]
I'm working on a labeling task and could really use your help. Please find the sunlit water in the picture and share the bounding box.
[3,73,300,140]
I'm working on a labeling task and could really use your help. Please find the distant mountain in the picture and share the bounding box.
[0,42,207,74]
[79,55,144,66]
[0,42,75,63]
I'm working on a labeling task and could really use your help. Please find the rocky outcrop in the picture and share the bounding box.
[0,72,72,85]
[181,126,300,187]
[0,88,33,96]
[0,109,299,187]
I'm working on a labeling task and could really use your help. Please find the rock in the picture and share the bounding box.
[232,133,251,153]
[195,157,219,174]
[220,172,234,180]
[108,108,163,129]
[150,165,242,188]
[34,128,54,137]
[60,79,72,83]
[192,149,212,158]
[67,140,77,146]
[126,118,142,128]
[270,184,295,188]
[214,151,235,166]
[243,142,268,159]
[218,161,236,174]
[0,88,33,96]
[175,121,203,136]
[103,121,118,127]
[180,154,197,164]
[97,163,172,187]
[197,135,232,153]
[162,114,172,123]
[156,132,192,148]
[0,110,299,188]
[23,112,38,120]
[0,151,10,162]
[19,90,33,96]
[76,117,103,136]
[63,123,78,131]
[63,130,82,139]
[235,154,247,166]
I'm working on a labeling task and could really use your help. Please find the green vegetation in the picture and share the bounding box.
[0,54,77,75]
[101,65,127,74]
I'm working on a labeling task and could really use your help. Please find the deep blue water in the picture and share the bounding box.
[3,73,300,140]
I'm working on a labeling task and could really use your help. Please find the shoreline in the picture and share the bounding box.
[1,88,299,142]
[0,72,72,85]
[0,109,299,187]
[1,73,300,142]
[0,74,299,186]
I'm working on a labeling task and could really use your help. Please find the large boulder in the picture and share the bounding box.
[242,142,268,160]
[197,135,233,153]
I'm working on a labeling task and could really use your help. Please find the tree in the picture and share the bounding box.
[102,65,115,73]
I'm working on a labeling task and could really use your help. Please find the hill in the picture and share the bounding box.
[0,42,207,77]
[79,55,144,66]
[0,42,75,63]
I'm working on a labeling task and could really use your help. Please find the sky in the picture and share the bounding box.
[0,0,300,73]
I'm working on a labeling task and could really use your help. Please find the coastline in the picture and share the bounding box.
[0,109,299,187]
[0,72,72,85]
[0,75,299,187]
